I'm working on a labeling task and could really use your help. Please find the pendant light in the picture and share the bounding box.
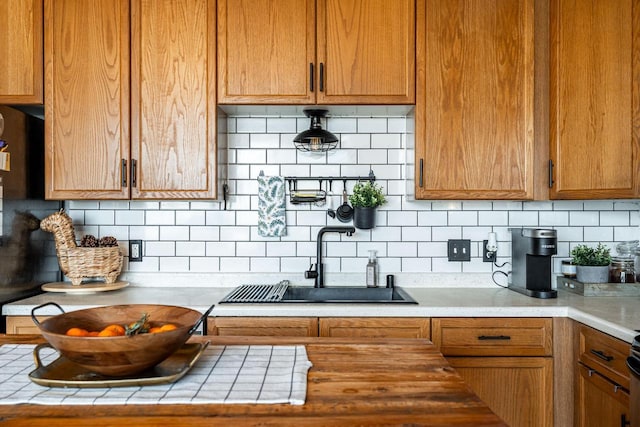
[293,108,339,152]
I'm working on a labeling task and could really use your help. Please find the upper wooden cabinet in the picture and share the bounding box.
[549,0,640,199]
[217,0,416,104]
[130,0,218,199]
[0,0,43,104]
[415,0,535,200]
[45,0,218,200]
[45,0,130,199]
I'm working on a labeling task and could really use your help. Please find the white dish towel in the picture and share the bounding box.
[257,173,287,237]
[0,344,311,405]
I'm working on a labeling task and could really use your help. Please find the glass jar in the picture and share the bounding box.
[616,240,639,258]
[609,256,635,283]
[561,259,577,278]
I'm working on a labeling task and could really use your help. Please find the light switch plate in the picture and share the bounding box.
[448,239,471,262]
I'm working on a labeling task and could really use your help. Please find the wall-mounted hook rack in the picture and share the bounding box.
[285,170,376,205]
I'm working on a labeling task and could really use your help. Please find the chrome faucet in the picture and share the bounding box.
[305,226,355,288]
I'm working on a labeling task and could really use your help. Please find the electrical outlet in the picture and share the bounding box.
[448,239,471,261]
[129,240,143,262]
[483,239,497,262]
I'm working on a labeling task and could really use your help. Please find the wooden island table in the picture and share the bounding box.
[0,335,506,426]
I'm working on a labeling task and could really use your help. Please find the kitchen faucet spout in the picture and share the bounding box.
[304,226,355,288]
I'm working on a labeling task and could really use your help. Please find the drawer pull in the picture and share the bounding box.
[590,349,613,362]
[477,335,511,341]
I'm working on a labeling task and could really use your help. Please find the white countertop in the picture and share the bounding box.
[5,286,639,343]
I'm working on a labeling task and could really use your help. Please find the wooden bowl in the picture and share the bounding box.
[31,303,212,377]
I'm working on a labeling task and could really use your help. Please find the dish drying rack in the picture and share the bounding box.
[286,170,376,205]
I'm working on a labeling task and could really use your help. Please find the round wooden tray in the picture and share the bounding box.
[41,281,129,294]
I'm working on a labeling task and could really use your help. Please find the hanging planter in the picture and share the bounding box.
[353,207,377,229]
[348,181,386,230]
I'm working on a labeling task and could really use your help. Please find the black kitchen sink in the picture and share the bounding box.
[219,284,418,304]
[281,286,417,303]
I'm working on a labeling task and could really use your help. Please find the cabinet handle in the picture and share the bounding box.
[121,159,127,187]
[548,159,554,188]
[309,63,314,92]
[477,335,511,341]
[590,349,613,362]
[319,62,324,92]
[131,159,137,188]
[419,158,424,187]
[621,414,630,427]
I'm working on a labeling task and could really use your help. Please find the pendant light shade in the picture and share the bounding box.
[293,108,338,152]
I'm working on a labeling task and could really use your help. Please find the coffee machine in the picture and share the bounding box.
[509,228,558,299]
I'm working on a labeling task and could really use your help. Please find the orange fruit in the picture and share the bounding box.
[88,331,100,337]
[160,323,177,332]
[148,327,163,333]
[98,324,126,337]
[65,327,89,337]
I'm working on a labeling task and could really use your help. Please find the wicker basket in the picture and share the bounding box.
[40,210,123,286]
[57,246,123,286]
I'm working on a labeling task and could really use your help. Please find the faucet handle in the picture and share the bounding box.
[304,264,318,279]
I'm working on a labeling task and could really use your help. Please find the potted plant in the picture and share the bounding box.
[348,181,386,229]
[571,243,612,283]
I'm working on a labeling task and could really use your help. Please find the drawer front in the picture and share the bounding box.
[578,324,630,389]
[432,318,553,356]
[319,317,430,339]
[207,317,318,337]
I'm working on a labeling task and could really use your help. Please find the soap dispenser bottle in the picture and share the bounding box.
[366,250,378,288]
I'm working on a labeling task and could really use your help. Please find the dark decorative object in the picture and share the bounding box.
[353,207,376,230]
[348,181,386,230]
[293,108,338,152]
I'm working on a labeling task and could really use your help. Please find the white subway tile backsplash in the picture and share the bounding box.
[327,117,357,133]
[583,227,613,242]
[176,210,206,226]
[448,211,478,226]
[146,241,175,257]
[357,117,387,133]
[600,211,629,226]
[236,117,266,133]
[569,211,600,226]
[250,133,280,148]
[50,114,640,278]
[478,210,508,226]
[508,211,538,226]
[266,117,297,133]
[220,257,250,272]
[176,241,206,257]
[160,226,191,241]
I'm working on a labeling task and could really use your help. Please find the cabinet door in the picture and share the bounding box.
[44,0,130,200]
[6,316,46,335]
[576,364,631,427]
[316,0,416,104]
[549,0,640,199]
[415,0,534,199]
[319,317,430,338]
[449,357,554,427]
[217,0,316,104]
[131,0,218,199]
[208,317,318,337]
[0,0,43,103]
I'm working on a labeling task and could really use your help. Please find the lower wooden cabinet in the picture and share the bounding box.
[432,318,554,427]
[319,317,430,338]
[207,317,318,337]
[576,364,631,427]
[5,316,46,335]
[575,323,631,427]
[448,357,554,427]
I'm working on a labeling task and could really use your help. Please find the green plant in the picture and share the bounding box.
[570,243,612,266]
[348,181,386,208]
